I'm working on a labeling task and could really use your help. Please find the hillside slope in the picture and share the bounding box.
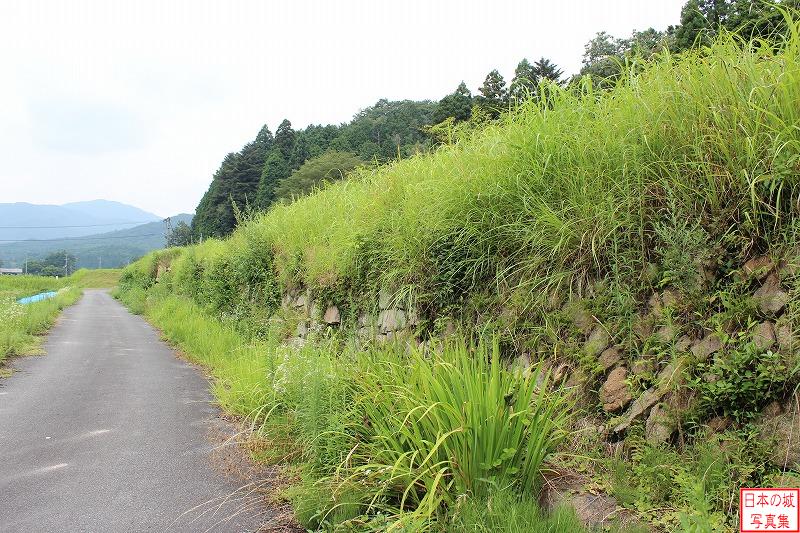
[0,214,193,269]
[118,27,800,532]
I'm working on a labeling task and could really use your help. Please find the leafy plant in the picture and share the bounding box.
[653,206,713,296]
[689,331,793,422]
[334,340,569,527]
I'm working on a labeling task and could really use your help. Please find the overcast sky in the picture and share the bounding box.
[0,0,685,217]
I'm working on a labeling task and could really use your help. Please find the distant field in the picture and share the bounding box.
[0,269,121,368]
[69,269,122,288]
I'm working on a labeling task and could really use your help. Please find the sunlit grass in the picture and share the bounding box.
[130,22,800,326]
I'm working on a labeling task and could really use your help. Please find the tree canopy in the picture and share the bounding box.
[167,221,193,247]
[274,151,363,202]
[22,250,77,277]
[476,69,508,118]
[193,99,436,238]
[432,82,473,125]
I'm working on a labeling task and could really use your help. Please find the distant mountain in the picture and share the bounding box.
[61,200,160,226]
[0,200,160,241]
[0,213,193,270]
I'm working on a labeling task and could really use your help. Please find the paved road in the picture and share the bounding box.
[0,290,268,532]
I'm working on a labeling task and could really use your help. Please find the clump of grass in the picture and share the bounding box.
[0,275,82,365]
[447,488,585,533]
[334,340,568,529]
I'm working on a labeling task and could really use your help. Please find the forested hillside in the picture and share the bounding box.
[192,100,437,239]
[0,214,193,271]
[191,0,798,243]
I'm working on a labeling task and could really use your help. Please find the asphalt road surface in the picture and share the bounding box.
[0,290,268,532]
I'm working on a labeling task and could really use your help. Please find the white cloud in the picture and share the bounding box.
[0,0,685,216]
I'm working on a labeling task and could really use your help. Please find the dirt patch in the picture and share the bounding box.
[205,418,303,532]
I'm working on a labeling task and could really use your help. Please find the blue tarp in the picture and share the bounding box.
[17,291,58,305]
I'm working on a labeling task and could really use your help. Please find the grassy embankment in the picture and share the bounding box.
[0,269,121,368]
[117,22,800,532]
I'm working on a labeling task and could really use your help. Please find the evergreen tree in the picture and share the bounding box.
[256,150,291,209]
[509,59,539,104]
[672,0,796,51]
[192,125,272,238]
[532,57,564,85]
[253,119,298,211]
[477,69,508,118]
[432,81,473,124]
[274,119,296,159]
[302,124,340,158]
[674,0,721,49]
[289,135,310,170]
[191,152,238,238]
[255,124,273,146]
[731,0,800,40]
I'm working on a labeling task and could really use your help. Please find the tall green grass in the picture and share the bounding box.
[115,288,573,530]
[124,21,800,333]
[0,275,83,365]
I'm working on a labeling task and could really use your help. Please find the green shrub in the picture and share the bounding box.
[274,150,364,202]
[653,207,713,296]
[689,330,795,422]
[609,429,770,530]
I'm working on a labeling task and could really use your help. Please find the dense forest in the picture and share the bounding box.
[192,0,798,240]
[191,101,437,238]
